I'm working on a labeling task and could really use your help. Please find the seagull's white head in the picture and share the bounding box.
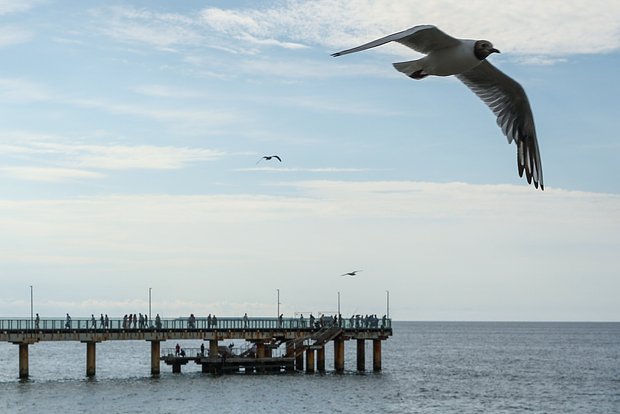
[474,40,500,60]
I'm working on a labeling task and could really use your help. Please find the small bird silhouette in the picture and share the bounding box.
[341,270,362,276]
[257,155,282,164]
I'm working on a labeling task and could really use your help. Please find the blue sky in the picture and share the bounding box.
[1,0,619,321]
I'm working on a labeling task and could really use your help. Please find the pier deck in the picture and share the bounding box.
[1,316,392,379]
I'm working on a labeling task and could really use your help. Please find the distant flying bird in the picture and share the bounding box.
[332,25,543,190]
[257,155,282,164]
[341,270,362,276]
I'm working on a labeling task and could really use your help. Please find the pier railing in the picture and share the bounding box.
[0,316,391,333]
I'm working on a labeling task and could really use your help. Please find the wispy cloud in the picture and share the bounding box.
[0,166,104,182]
[235,167,383,173]
[0,26,33,47]
[196,1,620,57]
[0,77,50,101]
[94,2,620,62]
[0,0,38,16]
[95,5,202,50]
[0,132,226,179]
[129,84,204,99]
[71,144,224,170]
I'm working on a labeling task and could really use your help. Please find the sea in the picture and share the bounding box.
[0,322,618,413]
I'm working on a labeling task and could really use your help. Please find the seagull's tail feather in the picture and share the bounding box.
[393,60,424,78]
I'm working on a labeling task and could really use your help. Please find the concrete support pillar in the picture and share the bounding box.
[172,363,182,374]
[209,339,218,357]
[334,337,345,373]
[356,339,365,372]
[286,342,295,372]
[256,342,266,373]
[18,343,29,379]
[86,342,96,377]
[317,346,326,373]
[256,342,265,359]
[295,349,304,371]
[305,349,315,373]
[150,340,161,376]
[373,339,382,372]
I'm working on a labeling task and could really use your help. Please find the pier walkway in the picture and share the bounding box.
[0,315,392,379]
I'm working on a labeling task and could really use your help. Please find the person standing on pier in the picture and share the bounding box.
[91,314,96,329]
[200,343,205,356]
[100,314,104,329]
[104,314,109,329]
[155,313,161,329]
[65,313,71,329]
[35,313,40,329]
[175,343,180,356]
[243,313,248,328]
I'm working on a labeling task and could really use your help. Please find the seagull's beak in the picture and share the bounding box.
[491,48,500,54]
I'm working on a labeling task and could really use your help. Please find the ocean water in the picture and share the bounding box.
[0,322,618,413]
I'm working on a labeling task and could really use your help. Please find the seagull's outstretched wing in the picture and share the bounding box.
[273,155,282,162]
[331,25,461,57]
[456,61,544,190]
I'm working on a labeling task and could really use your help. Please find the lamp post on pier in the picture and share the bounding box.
[277,289,280,318]
[337,291,340,315]
[30,285,33,330]
[386,290,390,319]
[149,288,152,322]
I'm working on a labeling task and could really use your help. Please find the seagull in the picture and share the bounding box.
[332,25,543,190]
[257,155,282,164]
[341,270,362,276]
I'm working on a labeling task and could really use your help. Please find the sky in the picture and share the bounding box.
[1,0,619,321]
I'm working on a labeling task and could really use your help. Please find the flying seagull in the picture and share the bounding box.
[341,270,362,276]
[332,25,543,190]
[256,155,282,164]
[257,155,282,164]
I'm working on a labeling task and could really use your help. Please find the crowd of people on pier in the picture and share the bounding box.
[295,313,388,330]
[60,312,163,330]
[40,312,388,331]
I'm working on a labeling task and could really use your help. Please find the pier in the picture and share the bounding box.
[0,315,392,379]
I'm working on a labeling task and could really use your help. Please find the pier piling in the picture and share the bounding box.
[305,349,315,373]
[357,339,365,372]
[150,340,161,376]
[85,341,96,377]
[334,337,345,373]
[295,345,304,371]
[19,343,29,379]
[373,339,382,372]
[317,347,325,373]
[209,339,218,357]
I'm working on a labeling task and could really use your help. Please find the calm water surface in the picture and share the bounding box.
[1,322,618,413]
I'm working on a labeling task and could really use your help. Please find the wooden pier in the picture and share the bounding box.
[0,315,392,379]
